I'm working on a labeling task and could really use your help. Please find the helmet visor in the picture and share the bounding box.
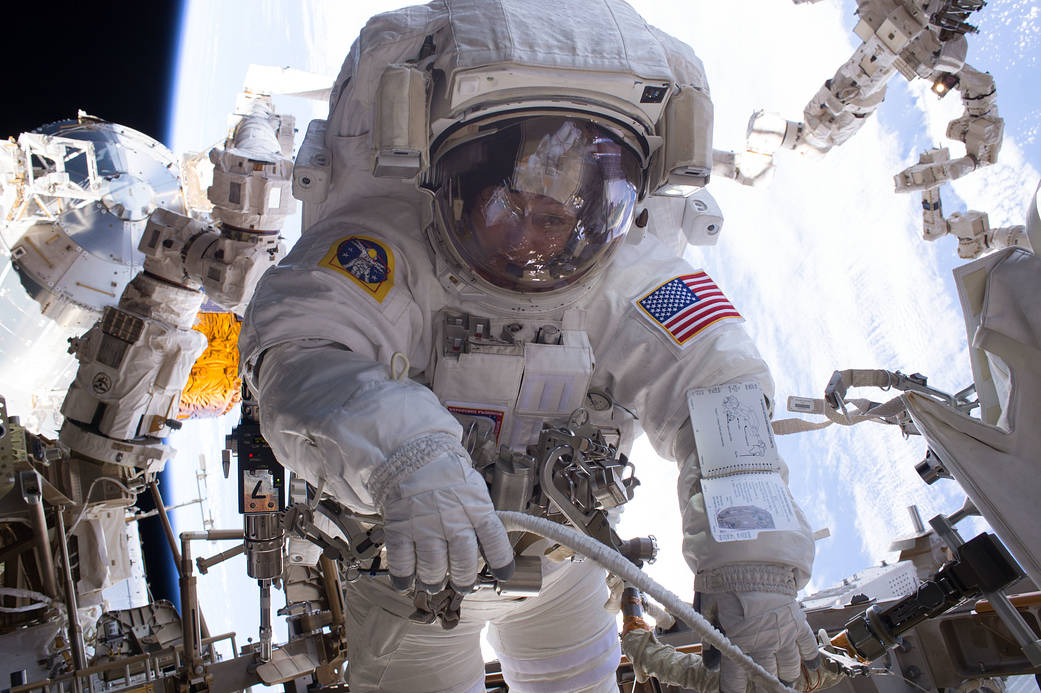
[433,117,641,293]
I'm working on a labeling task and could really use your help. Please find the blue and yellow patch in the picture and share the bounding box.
[319,235,395,303]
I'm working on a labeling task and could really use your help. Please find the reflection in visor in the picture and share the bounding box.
[475,187,577,279]
[433,117,641,293]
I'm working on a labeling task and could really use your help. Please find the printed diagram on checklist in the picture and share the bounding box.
[687,382,800,542]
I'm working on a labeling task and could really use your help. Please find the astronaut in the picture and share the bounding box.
[240,1,817,691]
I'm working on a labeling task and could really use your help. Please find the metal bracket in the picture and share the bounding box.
[282,501,385,579]
[930,513,1041,667]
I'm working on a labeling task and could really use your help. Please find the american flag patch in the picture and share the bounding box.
[634,272,743,347]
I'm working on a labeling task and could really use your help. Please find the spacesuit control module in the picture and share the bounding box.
[242,1,817,691]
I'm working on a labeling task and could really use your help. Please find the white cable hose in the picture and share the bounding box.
[0,586,57,613]
[642,593,677,630]
[496,511,798,693]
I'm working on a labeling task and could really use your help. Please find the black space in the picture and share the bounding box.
[3,1,185,146]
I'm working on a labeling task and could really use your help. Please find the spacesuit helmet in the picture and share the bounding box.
[430,115,642,294]
[313,0,717,308]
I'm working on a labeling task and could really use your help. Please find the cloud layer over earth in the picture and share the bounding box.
[620,0,1040,597]
[166,0,1040,649]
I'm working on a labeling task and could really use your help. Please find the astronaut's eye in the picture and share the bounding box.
[531,213,573,234]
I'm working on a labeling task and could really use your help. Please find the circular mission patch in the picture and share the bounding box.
[318,235,395,303]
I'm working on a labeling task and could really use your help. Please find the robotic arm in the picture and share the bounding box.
[61,90,292,467]
[893,64,1003,193]
[917,152,1033,258]
[716,0,996,192]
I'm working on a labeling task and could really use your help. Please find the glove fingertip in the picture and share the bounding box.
[490,559,515,582]
[797,621,821,660]
[418,579,448,593]
[702,645,721,670]
[471,515,514,571]
[389,573,414,592]
[449,578,477,593]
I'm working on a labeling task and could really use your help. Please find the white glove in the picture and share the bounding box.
[368,434,515,591]
[697,589,820,693]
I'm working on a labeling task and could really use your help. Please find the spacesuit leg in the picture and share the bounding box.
[343,577,487,693]
[487,560,621,693]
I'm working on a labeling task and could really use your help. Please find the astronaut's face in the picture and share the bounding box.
[469,186,577,275]
[433,116,641,294]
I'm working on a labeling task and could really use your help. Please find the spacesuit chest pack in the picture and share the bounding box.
[429,308,596,453]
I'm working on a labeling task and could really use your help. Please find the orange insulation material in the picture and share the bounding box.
[622,615,652,635]
[179,312,242,419]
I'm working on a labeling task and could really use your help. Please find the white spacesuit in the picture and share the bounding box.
[241,1,817,691]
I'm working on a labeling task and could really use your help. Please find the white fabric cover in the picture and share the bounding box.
[343,558,619,693]
[325,0,704,137]
[904,247,1041,587]
[74,510,132,594]
[442,0,673,75]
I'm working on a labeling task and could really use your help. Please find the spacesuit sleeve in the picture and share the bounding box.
[239,220,462,514]
[674,416,815,593]
[253,340,463,514]
[239,219,428,367]
[590,244,815,591]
